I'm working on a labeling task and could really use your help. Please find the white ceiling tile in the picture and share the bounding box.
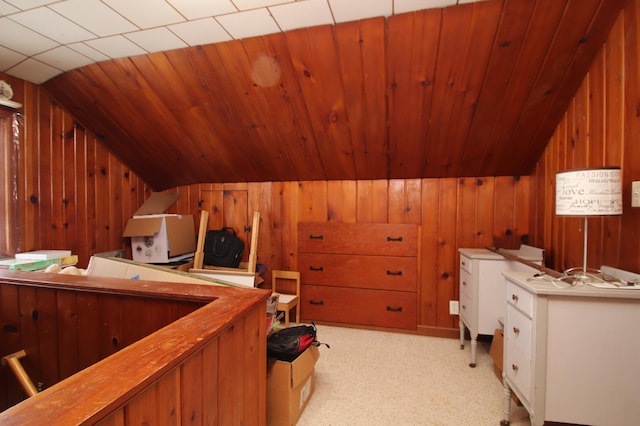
[394,0,456,14]
[167,0,237,20]
[0,45,25,71]
[49,0,138,37]
[67,42,111,62]
[84,35,147,59]
[329,0,392,23]
[102,0,185,29]
[270,0,333,32]
[125,27,187,53]
[0,1,19,15]
[4,0,57,10]
[7,58,61,84]
[9,7,96,43]
[0,0,471,83]
[216,8,280,39]
[233,0,290,11]
[34,45,93,71]
[169,18,232,46]
[0,17,58,55]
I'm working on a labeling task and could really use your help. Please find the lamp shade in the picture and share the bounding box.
[556,167,623,216]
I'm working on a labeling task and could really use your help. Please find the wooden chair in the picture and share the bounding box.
[271,270,300,327]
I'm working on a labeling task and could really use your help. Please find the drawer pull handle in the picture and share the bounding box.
[513,327,520,335]
[3,324,18,333]
[309,234,324,240]
[386,306,403,312]
[511,294,519,302]
[309,266,324,272]
[309,300,324,306]
[462,305,466,310]
[461,261,466,266]
[386,270,403,276]
[386,236,403,242]
[511,364,519,372]
[462,281,467,286]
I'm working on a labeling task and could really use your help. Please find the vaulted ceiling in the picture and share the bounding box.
[38,0,627,190]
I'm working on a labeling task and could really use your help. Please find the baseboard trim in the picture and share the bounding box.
[415,325,459,339]
[299,319,459,339]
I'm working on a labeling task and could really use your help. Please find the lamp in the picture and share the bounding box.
[555,167,622,283]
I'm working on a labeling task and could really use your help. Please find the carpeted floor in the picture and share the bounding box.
[297,324,530,426]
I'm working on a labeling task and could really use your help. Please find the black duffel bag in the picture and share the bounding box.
[203,227,244,268]
[267,323,329,361]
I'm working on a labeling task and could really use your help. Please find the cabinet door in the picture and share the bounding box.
[298,222,417,256]
[298,253,416,291]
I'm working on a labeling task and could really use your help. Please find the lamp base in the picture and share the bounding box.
[561,267,606,286]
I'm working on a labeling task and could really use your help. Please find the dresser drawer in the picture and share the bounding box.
[506,280,534,318]
[298,253,416,291]
[298,222,418,256]
[459,268,472,299]
[301,285,416,329]
[459,255,472,274]
[504,341,532,404]
[505,304,532,357]
[459,288,473,325]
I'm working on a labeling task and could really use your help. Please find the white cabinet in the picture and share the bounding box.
[502,271,640,426]
[458,246,542,367]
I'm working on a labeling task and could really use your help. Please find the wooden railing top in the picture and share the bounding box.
[0,270,271,425]
[0,269,253,302]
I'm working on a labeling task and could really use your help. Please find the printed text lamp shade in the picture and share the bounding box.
[555,167,622,282]
[556,168,622,216]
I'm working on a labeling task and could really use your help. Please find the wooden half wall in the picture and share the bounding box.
[0,270,269,424]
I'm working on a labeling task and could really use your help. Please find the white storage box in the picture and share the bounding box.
[123,192,196,263]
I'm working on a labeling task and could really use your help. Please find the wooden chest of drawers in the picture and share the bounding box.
[297,222,418,329]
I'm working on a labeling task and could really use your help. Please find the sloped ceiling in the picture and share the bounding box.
[41,0,627,190]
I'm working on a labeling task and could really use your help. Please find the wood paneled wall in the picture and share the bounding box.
[170,177,532,332]
[530,0,640,274]
[2,1,640,337]
[0,75,151,260]
[1,95,533,333]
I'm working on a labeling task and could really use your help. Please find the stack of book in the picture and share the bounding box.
[0,250,78,271]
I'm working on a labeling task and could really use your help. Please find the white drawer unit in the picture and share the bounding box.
[457,246,543,367]
[501,270,640,426]
[504,301,534,403]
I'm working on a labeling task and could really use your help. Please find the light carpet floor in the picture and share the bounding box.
[297,324,530,426]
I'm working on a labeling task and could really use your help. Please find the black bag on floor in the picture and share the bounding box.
[267,323,329,362]
[203,227,244,268]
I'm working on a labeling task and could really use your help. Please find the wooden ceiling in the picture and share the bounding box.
[42,0,627,191]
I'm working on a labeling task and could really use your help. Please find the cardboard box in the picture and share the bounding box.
[489,328,504,382]
[123,192,196,263]
[86,256,240,287]
[267,345,320,426]
[490,328,519,405]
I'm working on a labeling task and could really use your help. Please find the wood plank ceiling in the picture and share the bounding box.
[42,0,627,191]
